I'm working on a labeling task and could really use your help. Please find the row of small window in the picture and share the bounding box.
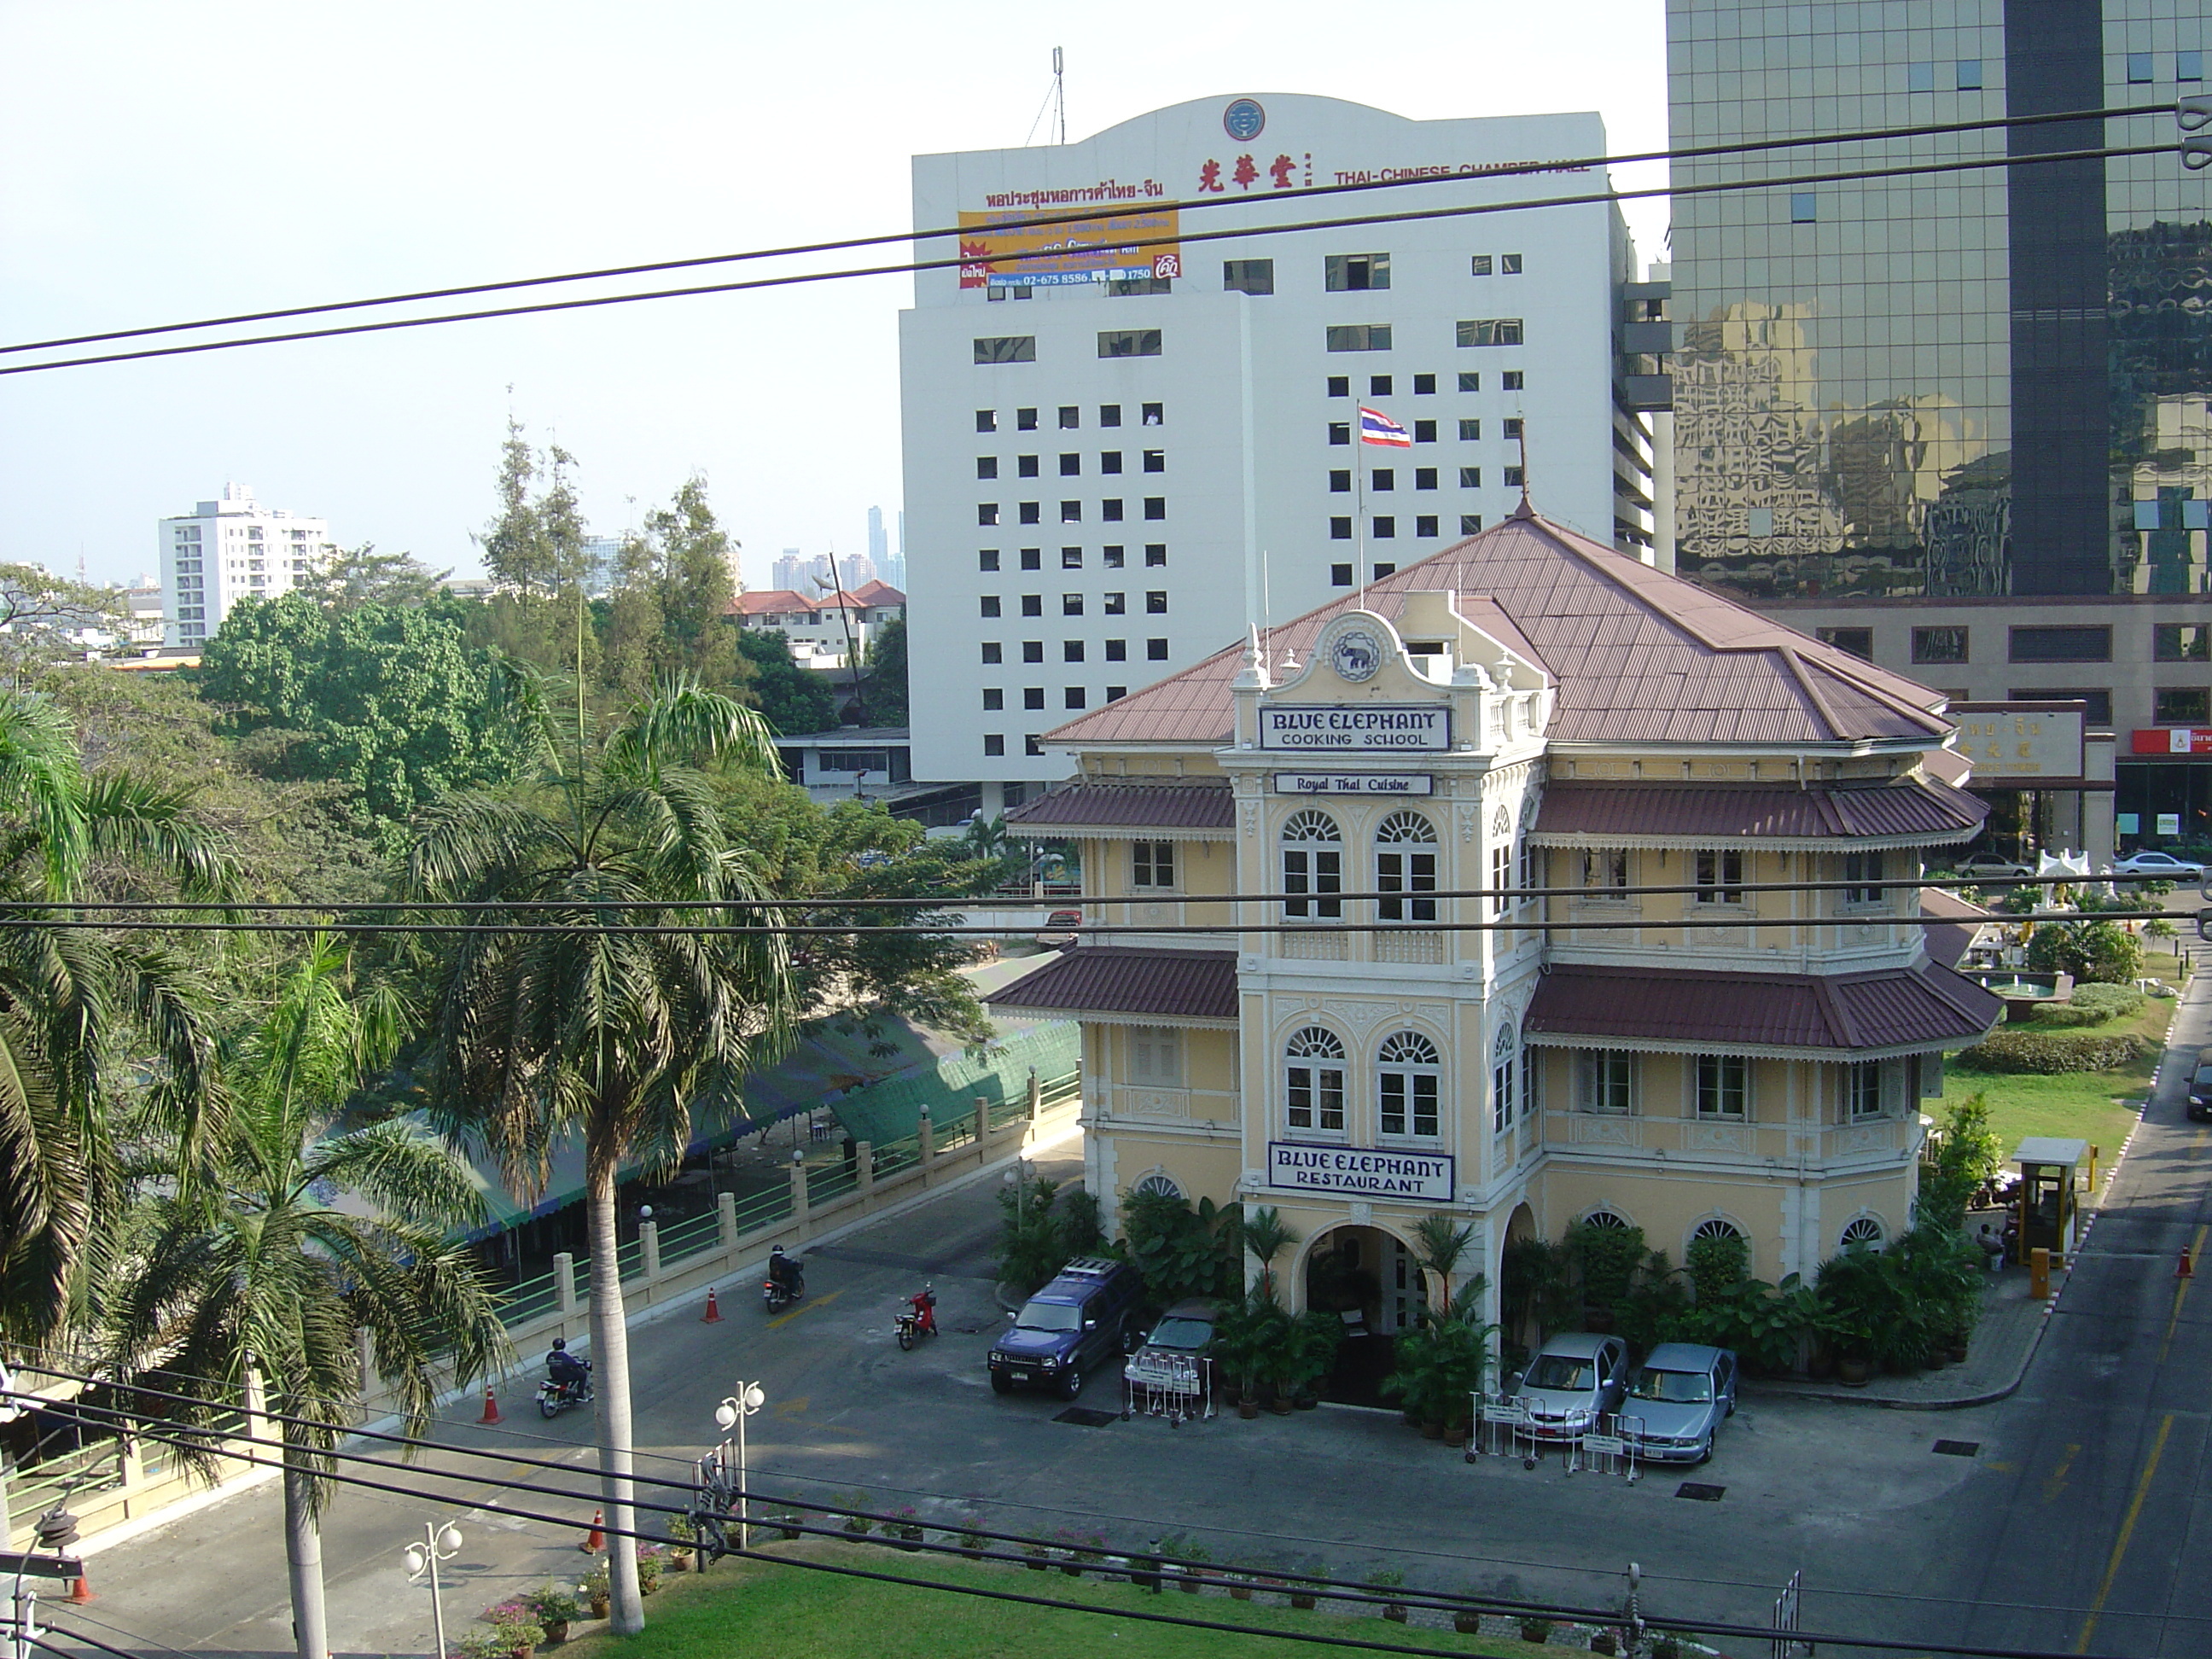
[980,593,1167,618]
[975,332,1160,363]
[977,404,1163,432]
[979,639,1169,664]
[978,500,1166,525]
[1579,847,1889,906]
[986,687,1128,712]
[1330,373,1519,397]
[1278,808,1536,921]
[1328,511,1503,542]
[1248,252,1526,294]
[980,545,1167,571]
[1329,556,1464,585]
[1329,405,1522,448]
[1282,1027,1451,1138]
[982,735,1052,757]
[1578,1051,1899,1123]
[979,451,1163,478]
[1333,462,1516,491]
[1326,320,1524,353]
[1821,622,2211,667]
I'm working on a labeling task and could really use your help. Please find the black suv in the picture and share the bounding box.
[988,1256,1144,1400]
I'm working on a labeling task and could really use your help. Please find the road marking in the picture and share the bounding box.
[766,1289,844,1330]
[2042,1443,2080,1505]
[2159,1224,2208,1365]
[2192,1129,2207,1160]
[2074,1412,2174,1653]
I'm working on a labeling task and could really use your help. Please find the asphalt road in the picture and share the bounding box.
[51,975,2212,1658]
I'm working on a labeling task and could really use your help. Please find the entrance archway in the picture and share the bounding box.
[1301,1222,1424,1408]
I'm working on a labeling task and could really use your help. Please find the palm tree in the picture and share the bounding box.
[405,674,795,1634]
[104,938,509,1659]
[0,696,231,1344]
[1242,1206,1300,1301]
[1411,1215,1477,1317]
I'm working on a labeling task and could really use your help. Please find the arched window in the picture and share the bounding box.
[1491,1023,1519,1134]
[1840,1216,1885,1250]
[1375,812,1438,923]
[1377,1031,1441,1138]
[1284,1027,1347,1133]
[1281,812,1343,920]
[1132,1172,1184,1201]
[1582,1209,1632,1231]
[1691,1217,1745,1243]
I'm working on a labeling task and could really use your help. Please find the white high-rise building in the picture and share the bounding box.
[159,483,336,648]
[899,94,1651,806]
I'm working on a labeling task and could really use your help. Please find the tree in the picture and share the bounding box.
[602,478,744,699]
[104,939,509,1659]
[405,676,795,1635]
[198,594,526,842]
[0,563,125,689]
[863,616,909,728]
[0,694,230,1342]
[2025,917,2145,985]
[735,628,838,735]
[468,422,602,681]
[294,543,450,611]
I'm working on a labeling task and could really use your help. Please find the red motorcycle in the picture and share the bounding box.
[894,1286,939,1351]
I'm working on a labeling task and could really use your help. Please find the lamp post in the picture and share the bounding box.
[713,1386,766,1551]
[402,1521,463,1659]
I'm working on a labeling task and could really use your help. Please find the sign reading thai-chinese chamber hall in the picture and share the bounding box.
[1258,705,1451,752]
[1266,1142,1454,1202]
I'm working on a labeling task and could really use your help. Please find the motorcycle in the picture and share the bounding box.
[894,1285,939,1351]
[763,1259,806,1313]
[537,1373,592,1418]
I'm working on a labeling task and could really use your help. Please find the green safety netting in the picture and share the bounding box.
[824,1022,1077,1147]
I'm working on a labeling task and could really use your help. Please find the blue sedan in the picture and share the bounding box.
[1619,1342,1738,1464]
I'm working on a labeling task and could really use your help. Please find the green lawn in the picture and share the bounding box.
[1944,997,2176,1164]
[569,1544,1571,1659]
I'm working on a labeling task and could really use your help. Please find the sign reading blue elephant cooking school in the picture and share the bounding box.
[1267,1143,1454,1202]
[1259,704,1450,752]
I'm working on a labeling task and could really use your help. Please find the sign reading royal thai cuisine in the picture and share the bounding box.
[1266,1142,1455,1202]
[1272,773,1435,796]
[1258,705,1450,753]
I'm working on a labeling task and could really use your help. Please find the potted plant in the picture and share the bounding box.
[1022,1541,1051,1572]
[1651,1636,1681,1659]
[1589,1632,1618,1656]
[1519,1616,1553,1645]
[1371,1568,1408,1623]
[1175,1540,1210,1593]
[636,1546,663,1596]
[582,1563,610,1621]
[667,1514,696,1571]
[775,1506,807,1543]
[486,1615,544,1659]
[1289,1578,1318,1612]
[841,1492,874,1536]
[1452,1607,1482,1635]
[958,1523,989,1558]
[892,1506,924,1551]
[520,1586,582,1646]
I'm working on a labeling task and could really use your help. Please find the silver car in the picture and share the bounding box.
[1620,1342,1738,1464]
[1513,1332,1630,1441]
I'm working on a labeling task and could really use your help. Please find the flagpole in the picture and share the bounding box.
[1355,447,1366,609]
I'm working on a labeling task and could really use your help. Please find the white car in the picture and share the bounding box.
[2113,850,2207,880]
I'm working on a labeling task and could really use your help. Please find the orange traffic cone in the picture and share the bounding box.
[68,1572,93,1604]
[581,1509,605,1553]
[480,1386,504,1425]
[2180,1246,2195,1281]
[702,1286,722,1324]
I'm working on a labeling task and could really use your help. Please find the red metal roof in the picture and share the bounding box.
[986,948,1239,1021]
[1524,962,2002,1052]
[1918,888,1994,970]
[1533,781,1987,841]
[1006,782,1235,832]
[1045,510,1951,750]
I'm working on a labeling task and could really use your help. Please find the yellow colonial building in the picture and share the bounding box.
[991,507,2003,1336]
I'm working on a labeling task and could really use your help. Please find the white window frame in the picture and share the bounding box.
[1841,850,1885,907]
[1492,1024,1520,1135]
[1843,1061,1883,1120]
[1132,840,1178,891]
[1130,1026,1183,1087]
[1375,811,1438,923]
[1578,1049,1635,1115]
[1285,1026,1348,1136]
[1695,1053,1749,1119]
[1377,1030,1442,1140]
[1581,847,1629,900]
[1694,848,1746,905]
[1282,811,1344,921]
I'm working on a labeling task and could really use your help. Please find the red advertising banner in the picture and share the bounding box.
[2133,728,2212,755]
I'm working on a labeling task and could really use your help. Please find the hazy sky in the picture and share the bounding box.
[0,1,1668,591]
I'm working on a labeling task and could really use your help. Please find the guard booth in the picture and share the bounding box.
[2014,1137,2087,1266]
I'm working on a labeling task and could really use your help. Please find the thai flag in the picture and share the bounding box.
[1359,406,1412,448]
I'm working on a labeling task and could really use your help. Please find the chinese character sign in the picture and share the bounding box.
[956,207,1183,288]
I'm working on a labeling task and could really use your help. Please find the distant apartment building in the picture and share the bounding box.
[899,93,1657,810]
[158,483,335,647]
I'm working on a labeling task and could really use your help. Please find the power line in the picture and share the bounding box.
[0,100,2172,361]
[0,139,2176,378]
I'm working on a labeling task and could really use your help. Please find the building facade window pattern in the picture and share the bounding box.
[1285,1027,1348,1133]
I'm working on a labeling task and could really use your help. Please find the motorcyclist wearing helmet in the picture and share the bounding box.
[546,1336,591,1394]
[767,1244,800,1291]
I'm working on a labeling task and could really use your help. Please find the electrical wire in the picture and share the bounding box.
[0,100,2176,361]
[0,139,2178,378]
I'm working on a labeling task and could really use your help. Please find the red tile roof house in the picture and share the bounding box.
[987,505,2000,1350]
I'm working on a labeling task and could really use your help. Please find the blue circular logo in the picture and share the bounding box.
[1224,98,1266,143]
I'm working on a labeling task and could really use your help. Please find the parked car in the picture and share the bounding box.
[1953,851,2034,880]
[1123,1298,1217,1400]
[2188,1060,2212,1123]
[1035,908,1085,947]
[988,1256,1144,1400]
[2113,849,2208,880]
[1511,1332,1630,1439]
[1619,1342,1738,1464]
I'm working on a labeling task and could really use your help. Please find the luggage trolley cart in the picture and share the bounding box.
[1469,1392,1525,1462]
[1123,1353,1213,1425]
[1576,1413,1645,1482]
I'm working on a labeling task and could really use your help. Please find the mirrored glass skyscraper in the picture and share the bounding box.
[1668,0,2209,602]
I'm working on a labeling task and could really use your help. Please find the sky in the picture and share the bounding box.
[0,1,1669,592]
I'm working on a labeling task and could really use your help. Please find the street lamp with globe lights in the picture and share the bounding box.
[713,1386,766,1550]
[402,1522,463,1659]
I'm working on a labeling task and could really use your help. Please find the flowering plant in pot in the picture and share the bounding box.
[667,1514,696,1570]
[1518,1615,1553,1645]
[1169,1536,1210,1593]
[519,1586,582,1645]
[892,1505,925,1551]
[841,1491,875,1536]
[1370,1567,1409,1623]
[636,1545,664,1596]
[581,1562,611,1620]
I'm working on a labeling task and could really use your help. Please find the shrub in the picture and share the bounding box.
[2035,983,2145,1027]
[1956,1029,2145,1074]
[1920,1093,2004,1231]
[1685,1231,1749,1304]
[1120,1189,1243,1306]
[2026,919,2145,985]
[1569,1220,1648,1316]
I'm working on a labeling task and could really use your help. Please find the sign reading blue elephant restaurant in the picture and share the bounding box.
[1266,1142,1455,1202]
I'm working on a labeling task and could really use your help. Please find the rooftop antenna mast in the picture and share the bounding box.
[1053,47,1066,145]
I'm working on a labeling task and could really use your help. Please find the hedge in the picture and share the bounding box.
[1955,1029,2146,1075]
